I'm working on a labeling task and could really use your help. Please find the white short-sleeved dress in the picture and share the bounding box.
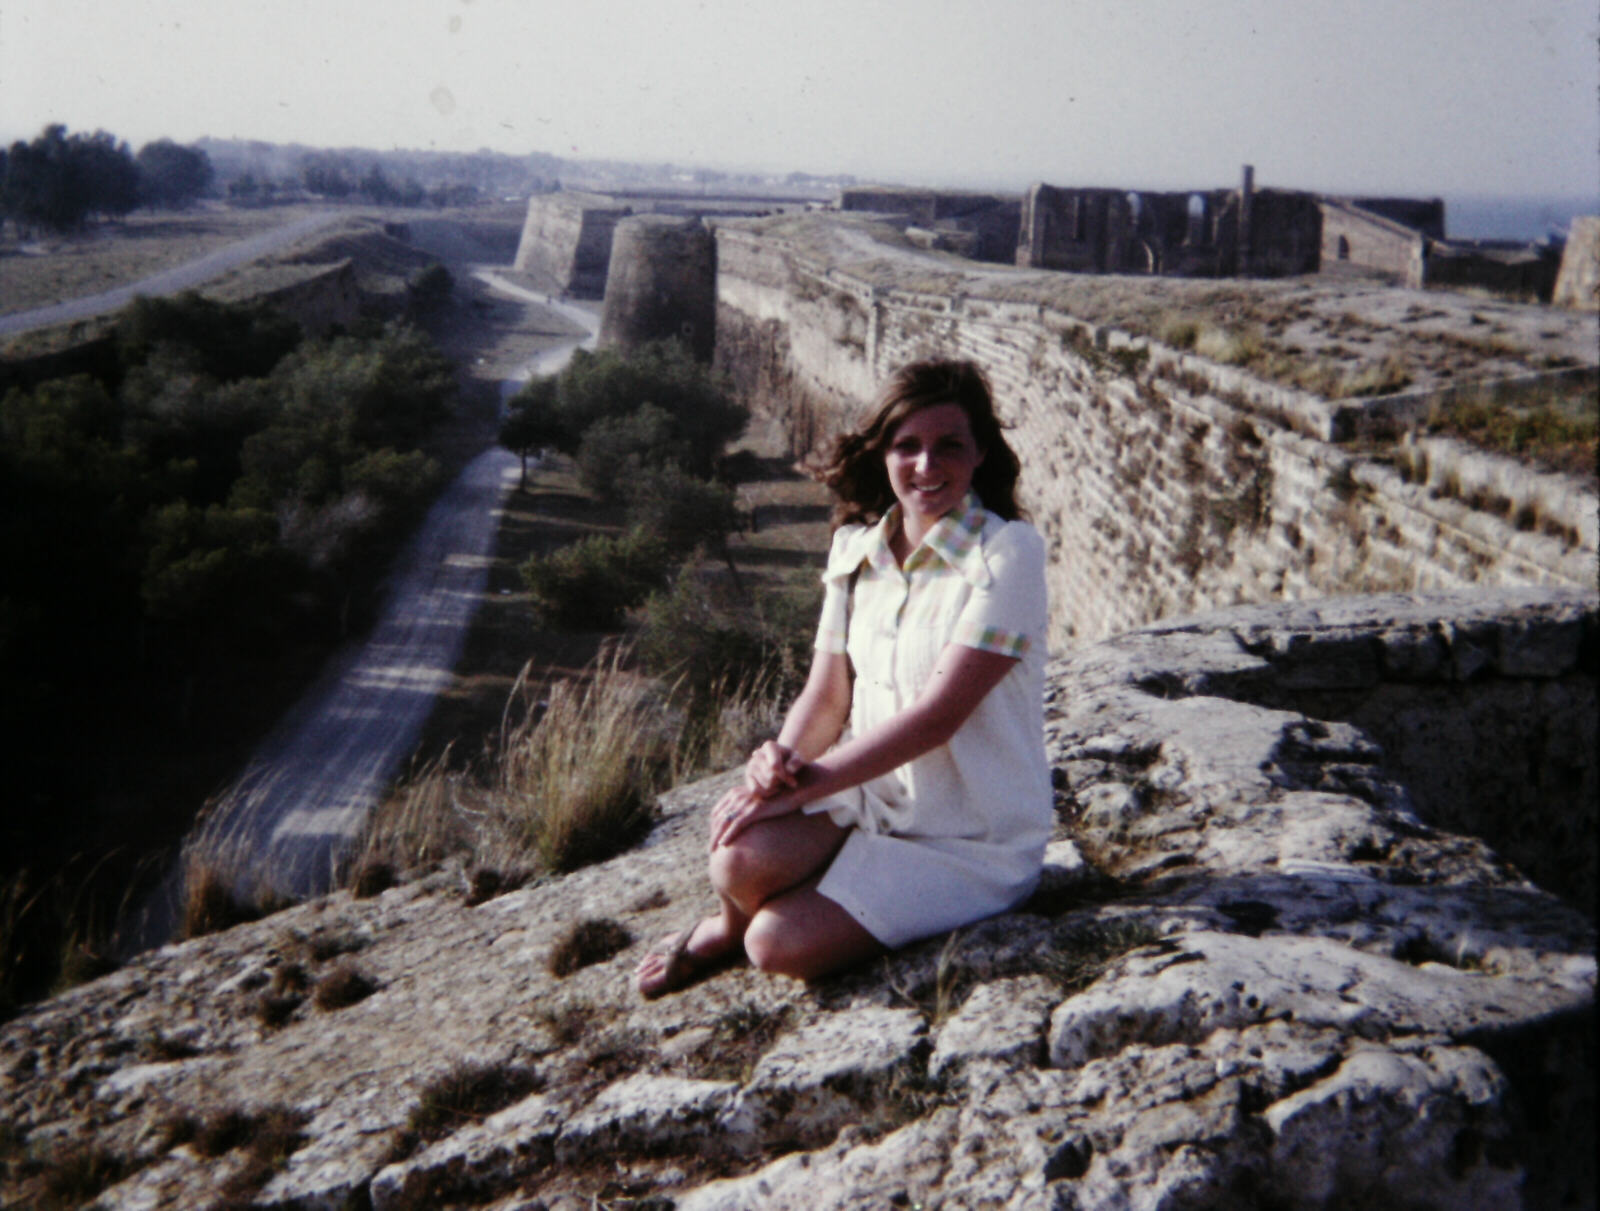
[804,491,1053,947]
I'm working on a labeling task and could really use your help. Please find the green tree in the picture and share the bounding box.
[520,528,670,630]
[116,292,302,382]
[407,264,453,318]
[573,404,688,501]
[1,125,139,231]
[555,340,746,477]
[136,139,214,208]
[623,464,740,561]
[499,377,567,489]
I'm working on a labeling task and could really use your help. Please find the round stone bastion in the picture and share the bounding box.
[598,214,717,362]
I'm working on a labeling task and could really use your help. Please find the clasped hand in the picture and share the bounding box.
[708,740,807,851]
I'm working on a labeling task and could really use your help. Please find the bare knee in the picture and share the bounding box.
[708,842,771,918]
[743,912,809,978]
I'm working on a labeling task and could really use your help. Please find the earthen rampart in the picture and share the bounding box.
[208,259,360,335]
[712,222,1597,649]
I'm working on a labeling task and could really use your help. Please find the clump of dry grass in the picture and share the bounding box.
[547,918,634,977]
[405,1060,545,1145]
[313,960,378,1010]
[157,1104,309,1203]
[1424,389,1597,479]
[175,792,297,941]
[498,648,670,873]
[1338,353,1414,398]
[20,1141,133,1211]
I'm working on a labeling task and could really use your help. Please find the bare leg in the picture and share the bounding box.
[744,879,885,980]
[635,810,848,996]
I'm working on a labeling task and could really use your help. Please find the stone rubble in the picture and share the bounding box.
[0,588,1592,1210]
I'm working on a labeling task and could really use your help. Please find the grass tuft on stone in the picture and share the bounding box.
[313,961,378,1010]
[499,648,669,873]
[547,918,634,977]
[407,1060,545,1143]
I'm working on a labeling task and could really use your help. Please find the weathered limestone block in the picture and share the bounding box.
[1263,1040,1521,1211]
[718,1006,926,1149]
[553,1074,737,1163]
[259,1098,413,1210]
[1048,930,1592,1069]
[676,1111,961,1211]
[929,975,1057,1079]
[369,1093,563,1211]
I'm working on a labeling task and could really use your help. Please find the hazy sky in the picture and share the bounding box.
[3,0,1597,198]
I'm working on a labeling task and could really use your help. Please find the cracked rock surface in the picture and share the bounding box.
[1,588,1593,1210]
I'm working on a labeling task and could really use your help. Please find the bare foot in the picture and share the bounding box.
[634,914,742,999]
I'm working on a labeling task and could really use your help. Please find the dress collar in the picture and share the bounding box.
[827,492,993,588]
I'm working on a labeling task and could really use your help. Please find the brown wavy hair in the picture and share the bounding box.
[817,359,1024,528]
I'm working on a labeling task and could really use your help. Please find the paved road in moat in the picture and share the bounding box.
[222,272,600,895]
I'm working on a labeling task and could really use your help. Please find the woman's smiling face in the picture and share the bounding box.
[884,402,985,534]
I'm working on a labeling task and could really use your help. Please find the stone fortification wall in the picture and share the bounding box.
[837,188,1021,263]
[513,192,632,297]
[713,224,1597,651]
[1019,181,1321,279]
[1345,195,1446,238]
[598,215,718,362]
[1553,215,1600,311]
[1426,241,1562,302]
[1318,200,1426,285]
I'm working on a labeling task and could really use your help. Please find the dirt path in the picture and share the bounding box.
[204,274,601,897]
[0,210,340,337]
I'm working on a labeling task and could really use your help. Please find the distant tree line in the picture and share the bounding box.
[1,125,215,233]
[1,295,456,1004]
[217,144,560,208]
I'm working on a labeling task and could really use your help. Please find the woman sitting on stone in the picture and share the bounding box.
[636,358,1052,996]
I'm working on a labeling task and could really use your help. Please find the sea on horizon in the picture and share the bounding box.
[1442,192,1599,242]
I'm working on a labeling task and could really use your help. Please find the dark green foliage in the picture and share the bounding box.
[116,292,302,382]
[637,566,819,773]
[623,463,740,558]
[1,124,140,232]
[0,296,455,1015]
[574,403,688,500]
[500,376,568,488]
[520,527,671,629]
[407,263,453,316]
[638,568,817,700]
[547,918,634,976]
[555,340,747,477]
[140,500,300,636]
[134,139,214,208]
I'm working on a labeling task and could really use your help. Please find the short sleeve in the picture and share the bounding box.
[814,526,864,654]
[951,522,1047,659]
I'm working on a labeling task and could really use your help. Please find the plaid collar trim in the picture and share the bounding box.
[829,493,993,588]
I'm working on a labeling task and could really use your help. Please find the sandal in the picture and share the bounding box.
[636,918,738,1000]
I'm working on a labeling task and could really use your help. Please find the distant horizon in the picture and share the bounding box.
[6,119,1591,244]
[4,2,1594,202]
